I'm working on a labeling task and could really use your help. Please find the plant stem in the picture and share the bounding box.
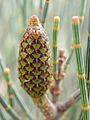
[0,108,7,120]
[0,95,22,120]
[33,95,57,120]
[51,89,81,120]
[72,16,89,120]
[39,0,43,21]
[33,88,81,120]
[60,89,80,111]
[12,86,34,120]
[53,16,60,79]
[0,55,14,107]
[50,16,62,103]
[86,7,90,98]
[41,0,50,27]
[63,49,74,73]
[22,0,27,28]
[58,49,66,79]
[86,33,90,98]
[78,1,88,119]
[80,0,87,27]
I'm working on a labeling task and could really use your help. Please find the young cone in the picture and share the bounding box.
[18,15,52,98]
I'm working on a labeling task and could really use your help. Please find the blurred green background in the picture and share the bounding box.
[0,0,89,120]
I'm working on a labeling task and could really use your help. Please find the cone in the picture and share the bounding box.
[18,15,52,98]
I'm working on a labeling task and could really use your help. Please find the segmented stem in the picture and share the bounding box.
[86,8,90,98]
[86,34,90,98]
[50,16,61,103]
[0,95,22,120]
[53,16,60,79]
[72,16,89,120]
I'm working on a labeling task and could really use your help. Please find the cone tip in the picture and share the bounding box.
[29,15,40,26]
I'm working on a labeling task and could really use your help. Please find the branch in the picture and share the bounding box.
[33,89,81,120]
[33,95,57,120]
[54,89,80,120]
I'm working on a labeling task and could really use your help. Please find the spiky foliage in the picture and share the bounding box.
[18,15,52,98]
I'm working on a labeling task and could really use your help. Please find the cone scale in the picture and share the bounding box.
[18,15,52,98]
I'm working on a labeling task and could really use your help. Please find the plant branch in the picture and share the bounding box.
[33,88,81,120]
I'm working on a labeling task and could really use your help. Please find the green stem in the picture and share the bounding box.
[0,95,22,120]
[22,0,27,28]
[79,7,90,120]
[0,55,14,107]
[0,109,7,120]
[80,0,87,27]
[63,49,74,72]
[30,0,34,14]
[86,7,90,98]
[86,34,90,98]
[50,16,60,103]
[39,0,43,21]
[78,1,88,119]
[72,16,89,120]
[41,0,50,27]
[52,16,60,79]
[12,86,34,120]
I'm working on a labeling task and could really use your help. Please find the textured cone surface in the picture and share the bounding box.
[18,15,52,98]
